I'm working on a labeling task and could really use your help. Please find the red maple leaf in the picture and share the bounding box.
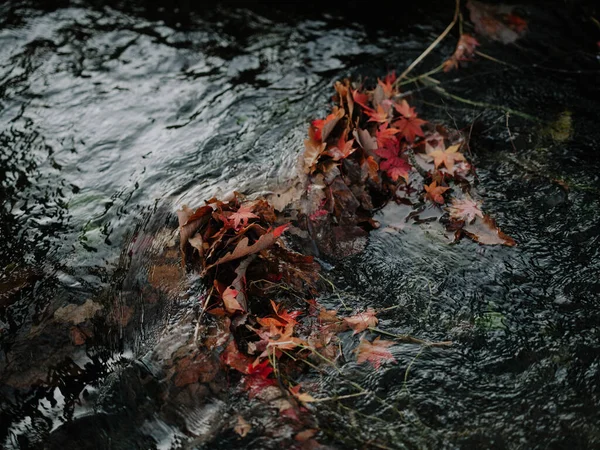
[352,89,371,111]
[356,337,396,369]
[375,144,411,182]
[376,123,400,148]
[393,100,426,143]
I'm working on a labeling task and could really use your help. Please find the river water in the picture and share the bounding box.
[1,1,600,448]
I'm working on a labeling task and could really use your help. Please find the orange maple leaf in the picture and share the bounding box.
[424,181,450,204]
[424,143,466,172]
[376,123,400,148]
[356,337,396,369]
[344,308,378,334]
[365,104,390,124]
[393,100,426,142]
[325,134,356,161]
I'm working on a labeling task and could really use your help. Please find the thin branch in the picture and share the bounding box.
[395,0,461,84]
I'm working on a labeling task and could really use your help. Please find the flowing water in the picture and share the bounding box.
[1,1,600,448]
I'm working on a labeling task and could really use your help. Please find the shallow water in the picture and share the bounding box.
[1,1,600,448]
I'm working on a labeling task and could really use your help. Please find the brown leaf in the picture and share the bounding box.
[54,299,102,325]
[234,415,251,437]
[463,215,516,246]
[222,286,245,313]
[204,224,289,272]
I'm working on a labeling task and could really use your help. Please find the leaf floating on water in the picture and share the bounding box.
[344,308,378,334]
[356,337,396,369]
[463,215,516,246]
[467,0,528,44]
[446,196,484,223]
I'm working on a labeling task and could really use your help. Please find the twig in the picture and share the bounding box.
[395,0,461,84]
[368,327,453,347]
[431,82,541,123]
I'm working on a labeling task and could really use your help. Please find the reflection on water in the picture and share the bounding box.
[1,0,600,448]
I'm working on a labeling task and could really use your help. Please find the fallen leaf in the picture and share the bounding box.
[356,337,396,369]
[344,308,378,334]
[204,224,289,272]
[222,286,245,313]
[54,299,102,325]
[312,107,344,142]
[234,415,251,437]
[443,34,480,72]
[446,196,484,223]
[290,384,317,404]
[424,181,450,204]
[393,100,427,142]
[467,0,527,44]
[424,143,466,173]
[376,144,411,182]
[225,204,259,230]
[463,215,516,246]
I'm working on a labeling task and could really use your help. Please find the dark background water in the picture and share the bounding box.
[1,0,600,448]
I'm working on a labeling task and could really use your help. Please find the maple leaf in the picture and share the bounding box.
[312,107,344,142]
[203,224,289,272]
[365,104,390,124]
[289,384,316,404]
[266,323,304,352]
[424,181,450,204]
[393,100,426,142]
[446,196,484,223]
[222,340,252,373]
[375,144,411,182]
[325,134,356,161]
[463,214,516,246]
[352,89,371,111]
[376,123,400,148]
[443,34,480,72]
[344,308,378,334]
[257,300,302,327]
[226,204,259,230]
[424,143,466,173]
[222,286,245,313]
[356,337,396,369]
[377,72,397,98]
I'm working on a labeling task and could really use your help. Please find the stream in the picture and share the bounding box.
[1,0,600,448]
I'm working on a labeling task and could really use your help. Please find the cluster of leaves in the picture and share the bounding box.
[296,72,514,249]
[176,71,515,443]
